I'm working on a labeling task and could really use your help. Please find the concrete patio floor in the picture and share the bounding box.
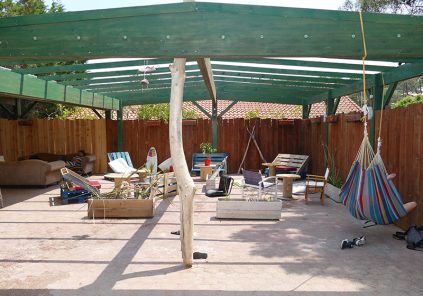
[0,175,421,296]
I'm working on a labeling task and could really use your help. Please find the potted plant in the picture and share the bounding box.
[323,145,343,202]
[200,142,217,166]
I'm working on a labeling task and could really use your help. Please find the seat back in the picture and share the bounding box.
[272,154,310,174]
[242,169,262,186]
[108,152,133,168]
[218,175,234,195]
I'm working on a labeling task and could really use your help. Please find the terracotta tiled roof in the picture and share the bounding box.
[72,96,360,120]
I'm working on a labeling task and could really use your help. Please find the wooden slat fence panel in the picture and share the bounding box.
[0,118,107,173]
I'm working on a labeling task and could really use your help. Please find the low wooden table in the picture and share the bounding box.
[104,173,139,187]
[262,162,278,176]
[277,174,301,199]
[197,165,215,181]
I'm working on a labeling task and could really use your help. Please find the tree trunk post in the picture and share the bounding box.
[169,58,196,267]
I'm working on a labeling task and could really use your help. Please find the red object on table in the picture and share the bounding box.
[74,180,101,191]
[275,165,296,172]
[204,159,211,166]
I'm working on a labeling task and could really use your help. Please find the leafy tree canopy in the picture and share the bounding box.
[340,0,422,15]
[137,104,199,122]
[0,0,64,17]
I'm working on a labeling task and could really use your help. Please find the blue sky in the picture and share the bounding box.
[46,0,346,12]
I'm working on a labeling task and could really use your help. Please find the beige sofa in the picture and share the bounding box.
[0,159,66,186]
[28,153,96,175]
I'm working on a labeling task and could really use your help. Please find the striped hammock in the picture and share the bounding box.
[340,134,407,225]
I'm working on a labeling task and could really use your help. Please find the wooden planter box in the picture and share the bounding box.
[216,198,282,220]
[87,198,155,219]
[324,184,341,203]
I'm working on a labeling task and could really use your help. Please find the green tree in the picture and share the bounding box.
[0,0,64,17]
[137,104,198,122]
[0,1,88,120]
[340,0,423,15]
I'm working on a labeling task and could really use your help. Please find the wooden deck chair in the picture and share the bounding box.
[107,152,134,168]
[272,154,310,177]
[305,168,329,205]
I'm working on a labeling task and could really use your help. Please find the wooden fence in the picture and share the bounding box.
[0,118,108,173]
[0,104,421,226]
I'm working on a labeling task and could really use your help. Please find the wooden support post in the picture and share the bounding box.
[302,103,311,119]
[92,109,103,119]
[383,82,398,109]
[219,100,237,117]
[105,110,112,119]
[192,101,211,119]
[370,74,384,148]
[169,58,196,268]
[21,101,37,118]
[211,99,218,149]
[324,92,335,169]
[15,98,22,119]
[117,101,123,151]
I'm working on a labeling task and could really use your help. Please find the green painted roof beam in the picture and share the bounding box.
[214,58,395,72]
[16,58,174,75]
[44,64,200,81]
[310,62,423,104]
[214,76,336,90]
[62,67,200,87]
[0,68,119,110]
[120,84,317,105]
[96,74,337,95]
[79,75,204,92]
[382,62,423,85]
[0,3,421,61]
[214,70,356,85]
[212,64,364,79]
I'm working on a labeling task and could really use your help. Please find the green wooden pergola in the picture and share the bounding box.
[0,2,422,150]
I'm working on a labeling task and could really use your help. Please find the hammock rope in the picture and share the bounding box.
[339,11,408,225]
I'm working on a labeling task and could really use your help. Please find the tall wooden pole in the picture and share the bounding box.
[169,58,196,267]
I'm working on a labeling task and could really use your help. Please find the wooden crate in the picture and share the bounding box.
[216,198,282,220]
[87,198,154,219]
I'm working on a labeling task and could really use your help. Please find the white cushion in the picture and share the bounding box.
[108,158,136,174]
[158,157,172,172]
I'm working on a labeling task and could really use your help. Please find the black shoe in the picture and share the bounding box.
[352,236,366,246]
[193,252,208,259]
[341,239,354,249]
[171,230,180,235]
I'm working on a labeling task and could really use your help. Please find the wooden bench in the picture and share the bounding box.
[263,154,310,177]
[191,152,228,176]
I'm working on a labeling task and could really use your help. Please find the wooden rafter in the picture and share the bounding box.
[197,58,217,104]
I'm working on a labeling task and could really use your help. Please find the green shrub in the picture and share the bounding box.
[391,94,423,109]
[245,109,261,119]
[137,104,199,122]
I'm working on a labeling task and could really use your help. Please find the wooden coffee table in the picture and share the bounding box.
[197,165,215,181]
[276,174,301,199]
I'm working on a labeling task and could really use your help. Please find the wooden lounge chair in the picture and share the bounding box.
[263,154,310,177]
